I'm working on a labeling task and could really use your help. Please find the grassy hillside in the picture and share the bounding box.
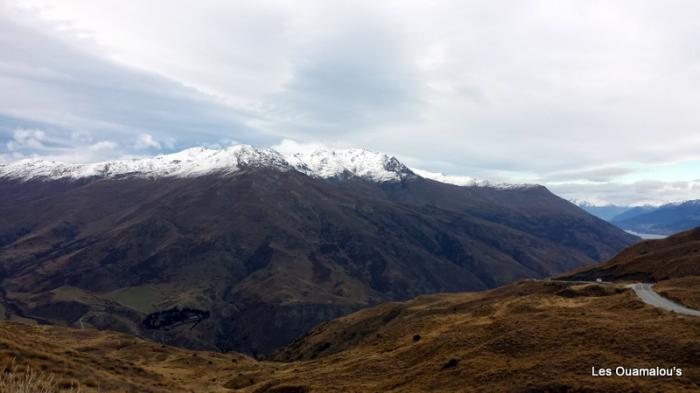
[2,279,699,392]
[562,227,700,283]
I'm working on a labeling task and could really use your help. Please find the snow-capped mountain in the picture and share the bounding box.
[611,199,700,236]
[0,145,289,180]
[287,148,413,182]
[0,145,637,355]
[0,144,539,189]
[412,168,537,189]
[0,145,415,183]
[412,168,478,186]
[573,201,631,221]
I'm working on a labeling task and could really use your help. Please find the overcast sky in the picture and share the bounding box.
[1,0,700,205]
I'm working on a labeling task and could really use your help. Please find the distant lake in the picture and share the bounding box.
[625,230,667,240]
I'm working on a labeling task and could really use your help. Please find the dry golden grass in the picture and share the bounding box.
[0,361,82,393]
[561,227,700,283]
[656,276,700,310]
[2,280,700,392]
[266,281,700,392]
[0,322,265,392]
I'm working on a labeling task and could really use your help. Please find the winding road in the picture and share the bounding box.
[544,279,700,317]
[627,283,700,317]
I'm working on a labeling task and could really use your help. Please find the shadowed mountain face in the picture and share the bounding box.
[4,279,700,392]
[0,169,637,355]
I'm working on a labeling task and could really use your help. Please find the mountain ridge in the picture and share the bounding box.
[0,144,537,190]
[0,148,638,355]
[611,200,700,235]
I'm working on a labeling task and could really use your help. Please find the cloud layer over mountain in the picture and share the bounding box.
[2,0,700,204]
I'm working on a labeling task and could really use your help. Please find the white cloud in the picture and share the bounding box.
[1,125,122,163]
[271,139,330,156]
[0,151,25,163]
[88,140,118,151]
[550,180,700,207]
[134,133,161,150]
[539,166,638,183]
[0,2,265,154]
[6,128,46,151]
[70,130,93,144]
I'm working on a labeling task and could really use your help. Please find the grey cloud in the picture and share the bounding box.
[539,166,637,183]
[0,4,271,160]
[3,1,700,206]
[260,6,425,136]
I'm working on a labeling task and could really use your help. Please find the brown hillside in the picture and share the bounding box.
[0,171,636,355]
[2,279,700,392]
[562,226,700,283]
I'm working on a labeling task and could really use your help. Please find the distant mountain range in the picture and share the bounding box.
[0,145,637,355]
[608,205,658,222]
[577,200,700,236]
[612,200,700,236]
[574,202,631,221]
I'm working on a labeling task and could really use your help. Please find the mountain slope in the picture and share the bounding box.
[609,205,657,222]
[267,280,700,392]
[4,277,699,392]
[561,224,700,321]
[612,200,700,235]
[562,226,700,283]
[0,146,637,355]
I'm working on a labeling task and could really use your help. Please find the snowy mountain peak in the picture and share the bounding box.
[0,144,534,189]
[0,145,414,182]
[412,168,538,190]
[0,145,290,180]
[668,199,700,207]
[288,148,414,182]
[412,169,478,187]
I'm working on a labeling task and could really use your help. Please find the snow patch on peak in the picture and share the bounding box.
[412,169,478,186]
[413,168,539,190]
[570,199,616,208]
[0,145,413,183]
[667,199,700,207]
[0,144,537,189]
[287,148,414,182]
[0,145,290,180]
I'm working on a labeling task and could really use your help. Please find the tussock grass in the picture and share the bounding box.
[0,361,83,393]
